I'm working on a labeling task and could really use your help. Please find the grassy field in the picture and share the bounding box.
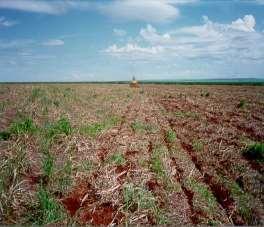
[0,84,263,225]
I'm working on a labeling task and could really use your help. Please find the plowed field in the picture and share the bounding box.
[0,84,263,225]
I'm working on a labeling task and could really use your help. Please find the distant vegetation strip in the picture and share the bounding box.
[1,79,264,86]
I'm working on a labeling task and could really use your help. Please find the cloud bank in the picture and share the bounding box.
[0,0,197,22]
[105,15,264,63]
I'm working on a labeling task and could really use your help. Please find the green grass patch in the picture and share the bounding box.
[166,129,176,143]
[42,152,54,180]
[45,117,72,139]
[108,152,126,166]
[30,87,45,102]
[237,100,246,109]
[131,121,145,132]
[150,146,166,179]
[30,187,65,225]
[221,177,252,223]
[63,87,74,98]
[192,140,204,152]
[131,121,157,133]
[123,183,168,224]
[150,146,173,190]
[9,117,37,135]
[0,131,11,140]
[123,183,156,211]
[0,101,6,112]
[242,143,264,163]
[80,115,121,137]
[186,178,217,213]
[80,122,105,137]
[201,91,210,97]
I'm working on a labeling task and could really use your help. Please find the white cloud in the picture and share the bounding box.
[140,24,171,44]
[105,43,164,56]
[0,16,18,27]
[231,15,256,32]
[0,0,68,14]
[104,15,264,62]
[98,0,180,23]
[42,39,64,46]
[0,0,197,22]
[113,28,127,36]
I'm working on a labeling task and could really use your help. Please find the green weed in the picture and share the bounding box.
[150,147,166,179]
[53,100,60,107]
[108,153,126,166]
[0,131,11,140]
[192,140,204,152]
[243,143,264,163]
[9,117,37,135]
[123,183,168,224]
[145,124,158,133]
[150,146,174,190]
[123,183,156,211]
[131,121,145,133]
[237,100,246,109]
[80,116,120,137]
[42,152,54,180]
[131,121,156,133]
[221,177,252,223]
[166,129,176,143]
[30,87,45,101]
[31,187,65,225]
[80,122,105,137]
[63,88,74,98]
[186,178,217,213]
[45,117,72,139]
[0,101,6,112]
[201,91,210,97]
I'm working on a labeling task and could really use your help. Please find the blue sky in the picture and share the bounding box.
[0,0,264,82]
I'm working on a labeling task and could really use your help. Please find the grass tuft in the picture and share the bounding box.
[0,131,11,140]
[221,176,252,223]
[30,87,45,102]
[123,183,168,224]
[150,147,166,178]
[30,187,65,225]
[192,140,204,152]
[243,143,264,163]
[80,115,121,137]
[131,121,157,133]
[42,152,54,181]
[186,178,217,213]
[108,152,126,166]
[166,129,176,143]
[45,117,72,139]
[10,117,37,135]
[237,100,246,108]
